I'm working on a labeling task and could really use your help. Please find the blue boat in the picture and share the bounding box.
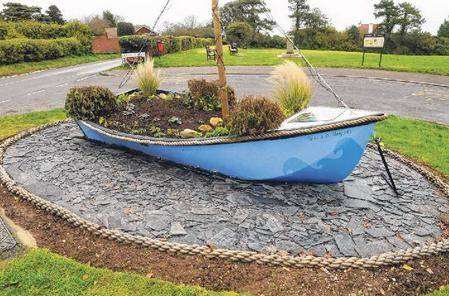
[76,106,386,184]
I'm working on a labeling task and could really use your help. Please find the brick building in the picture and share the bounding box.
[92,27,121,54]
[358,23,380,35]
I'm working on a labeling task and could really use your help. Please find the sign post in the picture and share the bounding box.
[362,34,385,68]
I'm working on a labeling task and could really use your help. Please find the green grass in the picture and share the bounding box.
[375,116,449,178]
[153,48,449,76]
[0,54,120,77]
[0,249,236,296]
[429,287,449,296]
[0,109,66,141]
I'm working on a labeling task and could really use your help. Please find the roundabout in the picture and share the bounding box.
[1,121,449,267]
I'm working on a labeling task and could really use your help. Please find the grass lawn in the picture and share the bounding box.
[375,116,449,178]
[0,109,66,141]
[153,48,449,76]
[0,54,120,77]
[429,287,449,296]
[0,249,236,296]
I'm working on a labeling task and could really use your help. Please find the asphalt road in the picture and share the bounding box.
[1,61,448,124]
[0,59,123,115]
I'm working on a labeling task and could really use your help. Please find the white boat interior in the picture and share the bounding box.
[279,106,384,131]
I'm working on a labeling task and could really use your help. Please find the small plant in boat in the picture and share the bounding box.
[205,126,230,138]
[134,59,161,97]
[168,116,182,126]
[65,86,117,122]
[228,96,285,136]
[187,79,236,111]
[270,61,312,116]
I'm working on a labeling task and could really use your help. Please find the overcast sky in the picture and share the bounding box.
[1,0,448,34]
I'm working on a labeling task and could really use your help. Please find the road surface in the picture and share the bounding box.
[0,62,448,124]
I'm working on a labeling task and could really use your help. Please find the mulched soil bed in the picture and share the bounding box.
[106,95,220,137]
[2,186,449,295]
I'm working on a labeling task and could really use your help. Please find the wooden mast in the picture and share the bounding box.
[211,0,230,120]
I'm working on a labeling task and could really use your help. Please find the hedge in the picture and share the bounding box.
[119,35,213,53]
[0,38,89,64]
[0,21,92,40]
[0,27,6,40]
[387,32,449,55]
[248,34,285,49]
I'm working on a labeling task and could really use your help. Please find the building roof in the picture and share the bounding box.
[134,25,157,34]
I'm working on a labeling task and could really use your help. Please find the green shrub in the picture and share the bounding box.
[187,79,236,112]
[0,38,87,64]
[65,86,117,121]
[228,97,285,136]
[0,21,23,39]
[270,61,312,116]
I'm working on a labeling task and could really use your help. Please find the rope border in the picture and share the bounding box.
[1,120,449,270]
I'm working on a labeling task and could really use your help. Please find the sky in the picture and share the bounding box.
[1,0,448,34]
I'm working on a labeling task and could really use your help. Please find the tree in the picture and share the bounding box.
[346,25,361,43]
[288,0,310,45]
[288,0,310,30]
[288,0,329,46]
[162,16,214,38]
[220,0,275,33]
[438,18,449,38]
[374,0,400,37]
[46,5,64,24]
[0,2,42,21]
[226,21,253,46]
[85,15,109,36]
[33,11,51,23]
[397,2,424,37]
[304,8,329,30]
[117,22,135,36]
[102,10,123,27]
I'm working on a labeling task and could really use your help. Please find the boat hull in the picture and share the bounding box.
[77,121,375,184]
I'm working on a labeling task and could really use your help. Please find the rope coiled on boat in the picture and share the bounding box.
[1,119,449,270]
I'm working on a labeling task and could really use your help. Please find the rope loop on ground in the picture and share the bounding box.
[1,120,449,270]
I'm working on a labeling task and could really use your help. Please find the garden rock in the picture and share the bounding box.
[180,129,201,138]
[210,117,223,127]
[198,125,213,133]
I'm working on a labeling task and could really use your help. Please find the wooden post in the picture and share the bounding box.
[211,0,230,120]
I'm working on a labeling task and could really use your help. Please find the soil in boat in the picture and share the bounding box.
[105,93,221,137]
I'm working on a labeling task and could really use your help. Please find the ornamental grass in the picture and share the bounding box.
[134,59,161,97]
[270,61,312,116]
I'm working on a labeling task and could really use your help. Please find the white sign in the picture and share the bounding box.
[363,36,385,49]
[121,52,146,64]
